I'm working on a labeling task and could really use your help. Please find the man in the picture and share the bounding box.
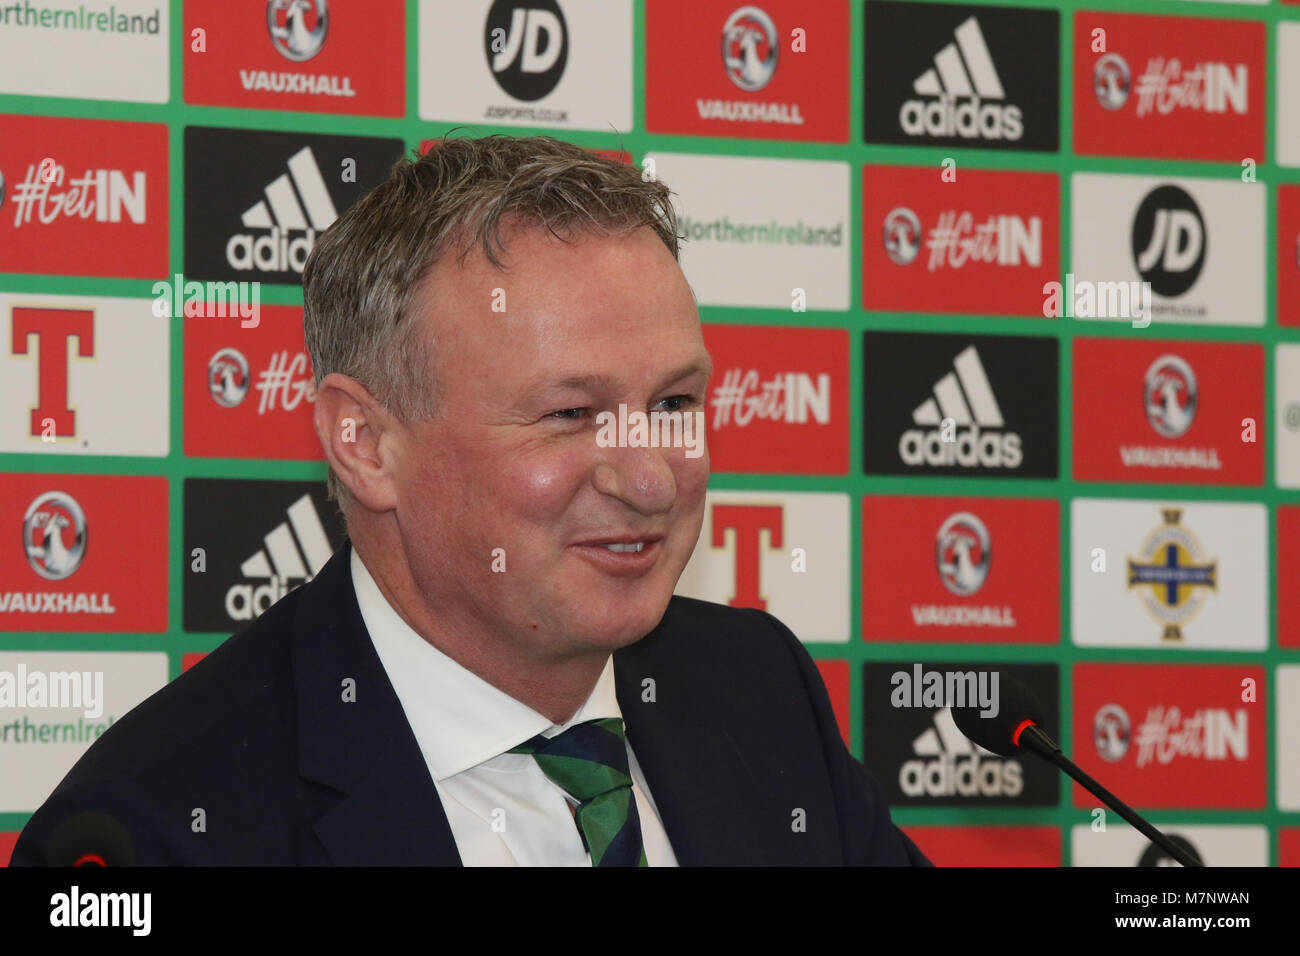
[13,135,928,866]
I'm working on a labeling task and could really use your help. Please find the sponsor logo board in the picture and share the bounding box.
[862,495,1058,643]
[184,0,405,115]
[645,151,850,310]
[862,1,1059,151]
[0,651,168,812]
[862,331,1058,478]
[2,294,169,456]
[1074,11,1264,161]
[863,165,1059,316]
[700,325,848,475]
[645,0,848,141]
[1071,824,1267,866]
[1072,337,1263,485]
[0,476,167,632]
[1073,663,1266,809]
[1071,499,1266,649]
[183,479,345,632]
[0,114,167,278]
[863,661,1060,806]
[675,491,849,642]
[419,0,633,131]
[0,1,168,102]
[1071,173,1264,327]
[184,307,322,460]
[183,126,403,285]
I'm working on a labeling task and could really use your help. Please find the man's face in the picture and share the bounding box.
[388,223,711,662]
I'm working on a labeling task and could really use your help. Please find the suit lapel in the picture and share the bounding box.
[615,631,773,866]
[291,542,462,865]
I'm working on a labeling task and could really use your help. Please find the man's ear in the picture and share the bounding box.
[313,373,401,513]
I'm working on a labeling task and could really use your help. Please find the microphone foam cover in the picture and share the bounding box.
[46,810,136,867]
[950,669,1050,757]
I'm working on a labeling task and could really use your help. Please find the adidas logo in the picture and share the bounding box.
[900,17,1023,141]
[225,146,338,274]
[900,707,1023,798]
[225,494,332,621]
[899,346,1023,469]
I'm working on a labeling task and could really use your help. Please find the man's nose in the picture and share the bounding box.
[591,446,678,515]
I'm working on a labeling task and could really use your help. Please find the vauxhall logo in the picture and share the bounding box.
[900,16,1022,141]
[485,0,568,102]
[268,0,328,62]
[1143,354,1197,439]
[936,512,991,596]
[249,0,355,99]
[722,6,778,92]
[23,492,88,581]
[1093,53,1130,111]
[883,208,922,265]
[1132,185,1205,298]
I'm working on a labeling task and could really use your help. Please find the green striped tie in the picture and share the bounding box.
[509,717,648,867]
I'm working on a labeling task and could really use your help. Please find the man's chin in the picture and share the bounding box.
[563,593,674,651]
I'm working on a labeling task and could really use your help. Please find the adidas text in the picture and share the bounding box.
[225,576,302,621]
[899,424,1023,468]
[900,96,1023,140]
[900,752,1023,797]
[226,226,317,274]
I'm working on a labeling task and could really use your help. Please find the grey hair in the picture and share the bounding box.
[302,133,681,511]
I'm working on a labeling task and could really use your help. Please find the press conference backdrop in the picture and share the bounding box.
[1,0,1298,868]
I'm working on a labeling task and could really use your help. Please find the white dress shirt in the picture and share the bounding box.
[350,548,678,866]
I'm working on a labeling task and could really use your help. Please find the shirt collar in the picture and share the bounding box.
[350,546,623,781]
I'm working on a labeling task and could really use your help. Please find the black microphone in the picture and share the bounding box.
[950,672,1202,868]
[45,811,136,867]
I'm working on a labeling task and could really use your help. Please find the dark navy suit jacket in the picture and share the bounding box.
[13,543,930,866]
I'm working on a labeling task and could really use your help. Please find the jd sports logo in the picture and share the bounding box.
[183,478,347,632]
[863,1,1058,151]
[184,128,402,285]
[862,331,1058,479]
[1132,185,1206,298]
[485,0,568,101]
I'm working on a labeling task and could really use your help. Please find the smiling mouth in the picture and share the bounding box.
[572,536,663,575]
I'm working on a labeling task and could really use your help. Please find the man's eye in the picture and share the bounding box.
[657,394,697,412]
[546,408,586,420]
